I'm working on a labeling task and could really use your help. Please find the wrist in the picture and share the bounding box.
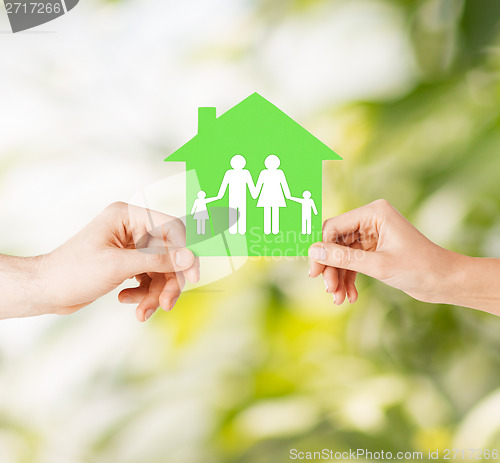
[440,252,500,314]
[451,256,500,315]
[0,254,48,319]
[440,251,472,304]
[419,248,462,305]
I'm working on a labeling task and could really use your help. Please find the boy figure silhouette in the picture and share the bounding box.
[290,190,318,235]
[216,154,258,235]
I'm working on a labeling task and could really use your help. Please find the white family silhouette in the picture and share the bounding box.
[191,155,317,236]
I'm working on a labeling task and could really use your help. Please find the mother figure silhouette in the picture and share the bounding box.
[255,154,291,235]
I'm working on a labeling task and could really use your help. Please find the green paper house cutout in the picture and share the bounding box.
[165,93,341,257]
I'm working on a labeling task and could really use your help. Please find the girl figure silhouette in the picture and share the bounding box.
[191,191,216,235]
[255,155,292,235]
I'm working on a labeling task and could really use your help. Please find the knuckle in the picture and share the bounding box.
[162,217,186,241]
[322,218,335,241]
[171,217,186,234]
[336,247,352,269]
[139,251,165,273]
[373,257,390,280]
[104,201,127,218]
[159,294,171,309]
[371,199,392,211]
[322,218,332,230]
[146,252,169,272]
[108,201,127,212]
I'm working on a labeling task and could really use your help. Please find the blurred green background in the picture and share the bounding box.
[1,0,500,462]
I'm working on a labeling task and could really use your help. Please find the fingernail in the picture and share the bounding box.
[332,294,337,304]
[170,297,178,311]
[144,308,155,321]
[308,269,311,277]
[324,279,329,292]
[309,246,327,261]
[176,249,193,267]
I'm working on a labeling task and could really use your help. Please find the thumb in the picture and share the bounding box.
[308,242,385,280]
[117,248,195,277]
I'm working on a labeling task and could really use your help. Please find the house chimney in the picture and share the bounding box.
[198,107,217,135]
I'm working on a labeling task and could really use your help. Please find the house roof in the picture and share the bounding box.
[165,92,341,162]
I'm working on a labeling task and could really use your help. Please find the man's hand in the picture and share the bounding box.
[30,202,199,322]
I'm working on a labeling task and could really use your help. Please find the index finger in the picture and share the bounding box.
[127,204,187,250]
[322,201,382,244]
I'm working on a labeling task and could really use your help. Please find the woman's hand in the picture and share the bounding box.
[308,199,487,309]
[33,202,199,322]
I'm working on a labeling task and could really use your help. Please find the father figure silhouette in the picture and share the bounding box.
[216,155,258,235]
